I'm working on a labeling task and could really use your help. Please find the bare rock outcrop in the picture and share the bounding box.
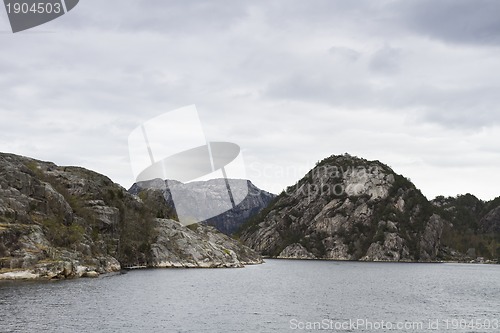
[278,243,316,259]
[240,154,447,262]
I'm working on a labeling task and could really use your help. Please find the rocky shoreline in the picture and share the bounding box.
[270,257,498,263]
[1,152,498,281]
[0,153,263,281]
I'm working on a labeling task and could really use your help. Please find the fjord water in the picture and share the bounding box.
[1,260,499,332]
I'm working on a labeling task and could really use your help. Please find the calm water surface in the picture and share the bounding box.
[1,260,499,332]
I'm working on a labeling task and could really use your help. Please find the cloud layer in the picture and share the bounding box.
[1,0,499,200]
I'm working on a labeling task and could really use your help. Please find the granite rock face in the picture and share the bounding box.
[0,153,262,280]
[480,206,500,233]
[150,219,263,268]
[278,243,316,259]
[240,154,447,262]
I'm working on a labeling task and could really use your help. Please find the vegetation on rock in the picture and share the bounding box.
[0,153,261,280]
[238,154,499,262]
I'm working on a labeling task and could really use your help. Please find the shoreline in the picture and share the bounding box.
[263,256,499,264]
[2,257,498,282]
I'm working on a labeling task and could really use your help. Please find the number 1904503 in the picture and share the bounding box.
[6,2,62,14]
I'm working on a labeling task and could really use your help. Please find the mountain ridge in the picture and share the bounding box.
[129,178,275,235]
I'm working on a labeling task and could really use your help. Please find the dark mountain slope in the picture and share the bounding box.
[129,179,275,235]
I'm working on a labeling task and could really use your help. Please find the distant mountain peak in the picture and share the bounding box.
[129,178,276,235]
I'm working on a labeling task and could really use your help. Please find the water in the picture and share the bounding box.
[1,260,499,332]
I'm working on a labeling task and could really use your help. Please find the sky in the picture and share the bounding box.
[1,0,500,200]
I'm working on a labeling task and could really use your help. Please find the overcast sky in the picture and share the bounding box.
[1,0,500,200]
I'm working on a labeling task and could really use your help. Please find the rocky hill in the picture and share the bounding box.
[239,154,463,262]
[129,179,275,235]
[432,194,500,259]
[0,153,262,280]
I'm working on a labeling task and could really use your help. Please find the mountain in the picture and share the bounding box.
[432,194,500,259]
[129,178,275,235]
[239,153,491,262]
[0,153,262,280]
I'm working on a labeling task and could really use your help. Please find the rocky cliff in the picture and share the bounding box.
[432,194,500,260]
[150,219,264,268]
[129,179,275,235]
[0,153,262,280]
[239,154,448,262]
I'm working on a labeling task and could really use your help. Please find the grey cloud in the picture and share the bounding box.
[394,0,500,45]
[265,75,500,129]
[328,47,361,62]
[51,0,250,34]
[256,0,389,31]
[369,45,401,74]
[1,0,500,200]
[265,75,375,108]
